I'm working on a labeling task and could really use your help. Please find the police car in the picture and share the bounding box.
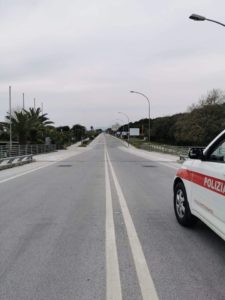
[173,129,225,240]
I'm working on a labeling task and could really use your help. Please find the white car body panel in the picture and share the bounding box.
[174,129,225,240]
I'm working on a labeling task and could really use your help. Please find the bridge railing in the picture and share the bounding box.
[0,144,56,158]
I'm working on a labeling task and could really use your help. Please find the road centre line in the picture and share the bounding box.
[106,148,159,300]
[105,147,122,300]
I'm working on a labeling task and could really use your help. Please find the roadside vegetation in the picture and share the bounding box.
[113,89,225,147]
[0,107,102,147]
[1,88,224,149]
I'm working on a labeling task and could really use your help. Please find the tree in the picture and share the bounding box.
[5,107,54,144]
[180,89,225,145]
[0,122,9,141]
[56,126,72,145]
[188,89,225,111]
[71,124,86,141]
[125,88,225,146]
[24,107,54,143]
[5,109,29,144]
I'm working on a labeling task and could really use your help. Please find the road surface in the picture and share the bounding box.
[0,133,225,300]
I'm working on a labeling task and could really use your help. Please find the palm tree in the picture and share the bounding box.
[5,110,29,144]
[24,107,54,143]
[6,107,54,144]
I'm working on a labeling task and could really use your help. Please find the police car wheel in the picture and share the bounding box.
[174,182,197,227]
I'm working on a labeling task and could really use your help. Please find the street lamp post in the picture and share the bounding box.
[118,112,130,147]
[130,91,150,149]
[189,14,225,27]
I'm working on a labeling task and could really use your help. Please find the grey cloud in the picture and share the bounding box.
[0,0,225,128]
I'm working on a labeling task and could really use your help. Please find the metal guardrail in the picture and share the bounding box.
[141,144,209,161]
[0,154,33,169]
[141,143,191,157]
[0,144,56,158]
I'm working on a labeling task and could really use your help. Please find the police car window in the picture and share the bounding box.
[209,140,225,162]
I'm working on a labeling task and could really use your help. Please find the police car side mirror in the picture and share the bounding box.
[188,147,204,160]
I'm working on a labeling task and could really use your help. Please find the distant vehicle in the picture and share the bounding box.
[173,129,225,240]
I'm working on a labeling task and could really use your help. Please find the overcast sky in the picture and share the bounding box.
[0,0,225,129]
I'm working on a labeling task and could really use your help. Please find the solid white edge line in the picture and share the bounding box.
[105,146,122,300]
[0,150,89,185]
[0,163,56,184]
[106,149,159,300]
[118,145,179,170]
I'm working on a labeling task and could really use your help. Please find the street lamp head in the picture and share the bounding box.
[189,14,206,21]
[189,14,225,27]
[130,91,135,93]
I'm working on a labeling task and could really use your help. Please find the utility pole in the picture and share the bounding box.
[118,112,130,147]
[23,93,25,109]
[9,86,12,155]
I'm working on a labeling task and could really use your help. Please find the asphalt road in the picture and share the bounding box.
[0,133,225,300]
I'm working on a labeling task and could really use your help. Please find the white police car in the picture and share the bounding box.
[174,129,225,240]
